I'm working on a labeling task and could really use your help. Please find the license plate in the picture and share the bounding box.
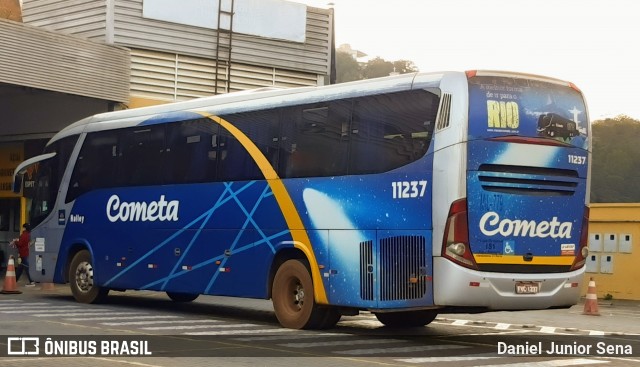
[515,282,540,294]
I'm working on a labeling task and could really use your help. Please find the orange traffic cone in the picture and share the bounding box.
[1,256,23,295]
[583,277,600,316]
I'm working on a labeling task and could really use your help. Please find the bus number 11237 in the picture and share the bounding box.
[391,180,428,199]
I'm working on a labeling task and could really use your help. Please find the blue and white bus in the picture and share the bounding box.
[13,70,591,329]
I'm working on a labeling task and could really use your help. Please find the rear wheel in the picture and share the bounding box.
[69,250,109,303]
[374,310,438,328]
[167,292,199,302]
[272,259,332,329]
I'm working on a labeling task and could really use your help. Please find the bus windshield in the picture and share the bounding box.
[28,136,78,227]
[468,75,588,149]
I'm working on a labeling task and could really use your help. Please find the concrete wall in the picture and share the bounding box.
[584,203,640,300]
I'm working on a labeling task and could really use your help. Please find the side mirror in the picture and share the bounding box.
[12,174,23,194]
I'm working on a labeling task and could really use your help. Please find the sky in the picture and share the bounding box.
[297,0,639,121]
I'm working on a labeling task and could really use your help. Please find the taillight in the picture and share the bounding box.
[570,206,590,271]
[442,198,478,269]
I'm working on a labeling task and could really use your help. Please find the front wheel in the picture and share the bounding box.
[69,250,108,303]
[272,259,332,329]
[374,310,438,328]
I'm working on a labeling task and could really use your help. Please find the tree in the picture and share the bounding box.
[590,115,640,202]
[334,52,419,83]
[393,60,419,74]
[335,51,362,83]
[362,57,394,79]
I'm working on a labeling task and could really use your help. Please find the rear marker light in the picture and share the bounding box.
[581,247,589,258]
[448,243,466,256]
[571,206,590,271]
[469,282,480,287]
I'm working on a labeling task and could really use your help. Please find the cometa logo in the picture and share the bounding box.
[106,195,179,222]
[479,211,572,239]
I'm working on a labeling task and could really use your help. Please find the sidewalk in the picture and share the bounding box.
[440,297,640,335]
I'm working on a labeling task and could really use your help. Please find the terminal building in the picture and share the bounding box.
[0,0,334,262]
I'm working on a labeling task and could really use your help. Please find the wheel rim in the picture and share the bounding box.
[293,283,305,310]
[74,261,94,293]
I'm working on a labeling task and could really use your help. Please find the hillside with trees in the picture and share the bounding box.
[335,51,418,83]
[591,115,640,203]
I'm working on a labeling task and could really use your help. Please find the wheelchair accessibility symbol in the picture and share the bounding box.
[503,241,515,255]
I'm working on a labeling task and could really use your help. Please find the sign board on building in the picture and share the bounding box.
[0,144,22,198]
[143,0,307,43]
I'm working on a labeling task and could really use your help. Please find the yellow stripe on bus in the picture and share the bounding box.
[474,254,575,266]
[197,112,329,304]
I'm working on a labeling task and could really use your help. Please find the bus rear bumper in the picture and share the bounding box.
[433,257,585,310]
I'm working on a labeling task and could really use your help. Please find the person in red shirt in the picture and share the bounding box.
[11,223,35,286]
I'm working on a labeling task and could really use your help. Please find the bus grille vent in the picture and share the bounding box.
[436,93,452,130]
[359,240,374,301]
[379,235,427,301]
[478,164,579,196]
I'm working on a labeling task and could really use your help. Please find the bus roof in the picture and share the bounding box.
[47,69,576,146]
[48,71,448,145]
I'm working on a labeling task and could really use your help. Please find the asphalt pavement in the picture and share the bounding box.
[3,274,640,336]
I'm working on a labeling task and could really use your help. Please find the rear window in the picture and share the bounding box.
[468,75,588,149]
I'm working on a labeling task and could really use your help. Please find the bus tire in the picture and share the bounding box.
[69,249,109,304]
[272,259,327,329]
[374,310,438,328]
[166,292,199,302]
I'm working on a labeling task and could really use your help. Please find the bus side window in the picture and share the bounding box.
[350,96,387,174]
[67,131,118,202]
[349,90,436,174]
[281,102,349,178]
[119,126,165,186]
[278,109,297,178]
[165,118,218,184]
[219,109,280,181]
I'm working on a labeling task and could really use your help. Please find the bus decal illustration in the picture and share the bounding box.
[104,181,290,291]
[147,182,288,292]
[203,182,281,293]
